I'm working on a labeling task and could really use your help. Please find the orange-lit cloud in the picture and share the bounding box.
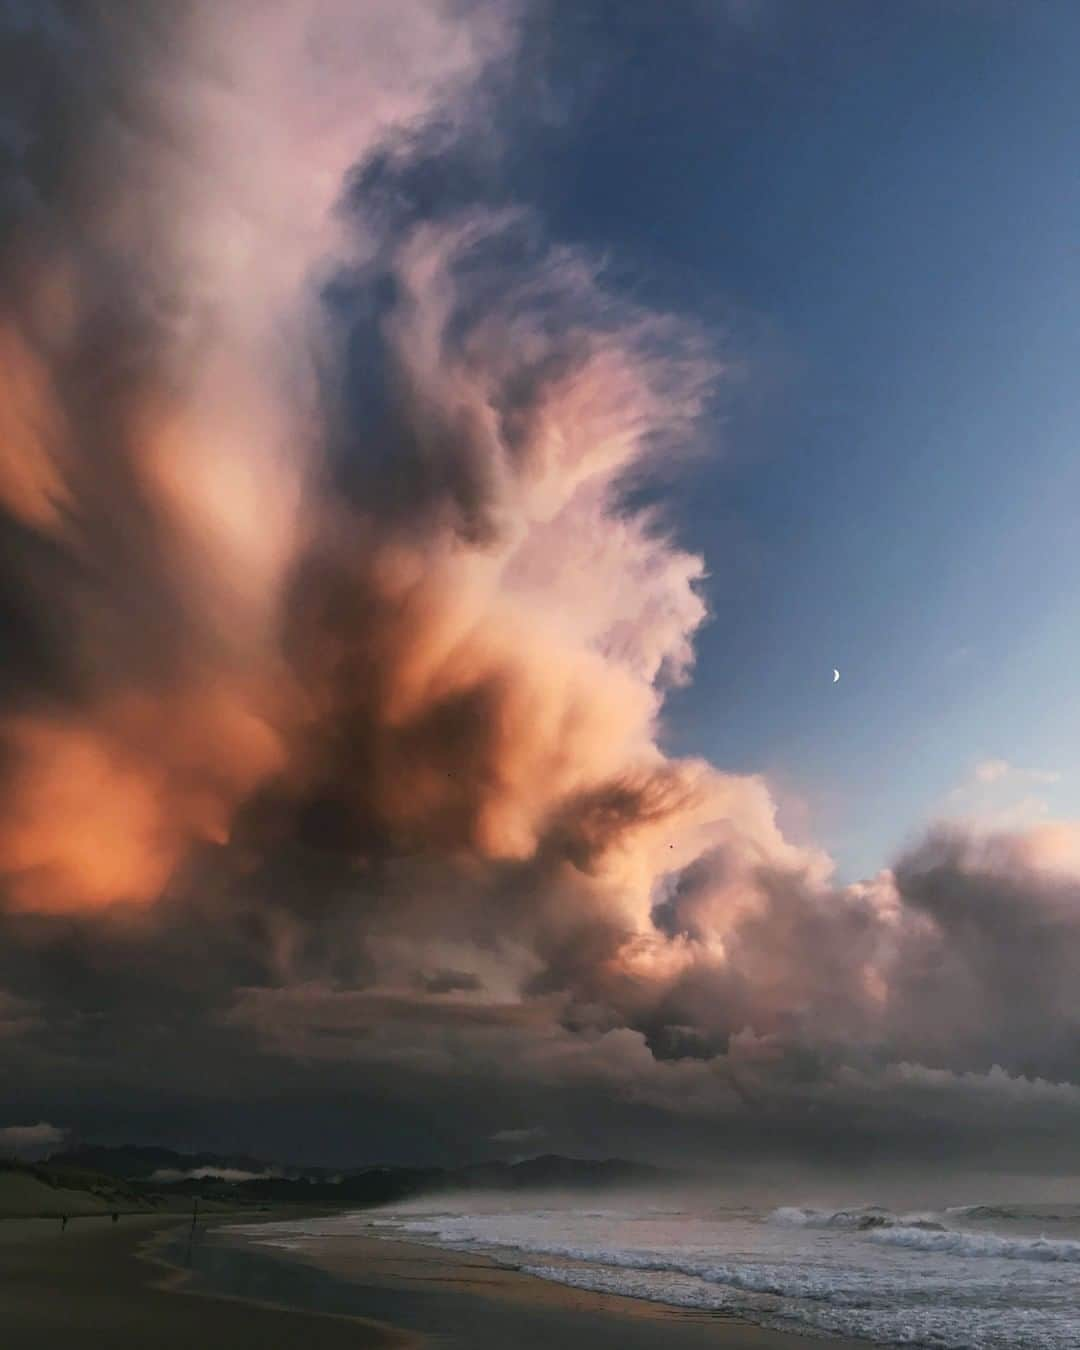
[0,0,516,914]
[0,323,70,530]
[0,689,285,912]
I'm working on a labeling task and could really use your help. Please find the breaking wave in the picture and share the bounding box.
[770,1205,1080,1261]
[769,1205,944,1232]
[870,1226,1080,1263]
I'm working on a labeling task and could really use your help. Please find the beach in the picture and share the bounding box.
[209,1194,1080,1349]
[0,1213,412,1349]
[0,1210,869,1350]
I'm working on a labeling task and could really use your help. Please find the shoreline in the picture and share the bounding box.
[165,1215,872,1349]
[1,1206,870,1349]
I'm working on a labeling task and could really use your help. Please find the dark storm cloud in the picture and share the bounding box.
[887,827,1080,1078]
[7,811,1080,1168]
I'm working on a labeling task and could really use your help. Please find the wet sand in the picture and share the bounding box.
[0,1213,413,1349]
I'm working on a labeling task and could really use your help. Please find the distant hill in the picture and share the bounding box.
[0,1158,237,1219]
[0,1159,138,1218]
[46,1145,285,1181]
[40,1146,667,1210]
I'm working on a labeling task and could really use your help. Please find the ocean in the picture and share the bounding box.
[228,1192,1080,1349]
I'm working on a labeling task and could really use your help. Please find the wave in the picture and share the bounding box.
[770,1205,1080,1262]
[945,1204,1079,1225]
[946,1204,1022,1222]
[517,1262,1079,1350]
[507,1244,896,1304]
[386,1224,979,1306]
[870,1226,1080,1263]
[769,1205,944,1232]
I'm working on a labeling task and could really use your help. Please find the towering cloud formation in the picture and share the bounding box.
[0,0,511,910]
[1,1,1079,1166]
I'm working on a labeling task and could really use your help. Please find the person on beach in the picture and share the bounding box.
[60,1215,67,1231]
[112,1211,118,1223]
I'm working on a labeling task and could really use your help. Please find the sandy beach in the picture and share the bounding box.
[0,1213,413,1350]
[0,1209,875,1350]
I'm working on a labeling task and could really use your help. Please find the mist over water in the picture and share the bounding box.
[230,1175,1080,1349]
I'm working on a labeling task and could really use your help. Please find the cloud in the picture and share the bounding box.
[942,759,1064,834]
[490,1125,547,1144]
[973,759,1010,784]
[0,0,516,913]
[0,990,37,1040]
[884,822,1080,1080]
[0,1120,66,1158]
[971,759,1060,787]
[149,1166,278,1184]
[0,1,1079,1172]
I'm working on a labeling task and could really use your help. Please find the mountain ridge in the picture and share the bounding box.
[41,1146,668,1207]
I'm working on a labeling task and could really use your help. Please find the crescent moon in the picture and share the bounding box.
[832,668,840,683]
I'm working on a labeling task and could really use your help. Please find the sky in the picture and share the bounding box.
[515,0,1080,880]
[3,0,1080,1173]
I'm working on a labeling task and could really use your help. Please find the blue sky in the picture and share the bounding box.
[505,0,1080,878]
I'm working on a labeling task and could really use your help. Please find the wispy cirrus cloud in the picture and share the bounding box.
[936,758,1065,834]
